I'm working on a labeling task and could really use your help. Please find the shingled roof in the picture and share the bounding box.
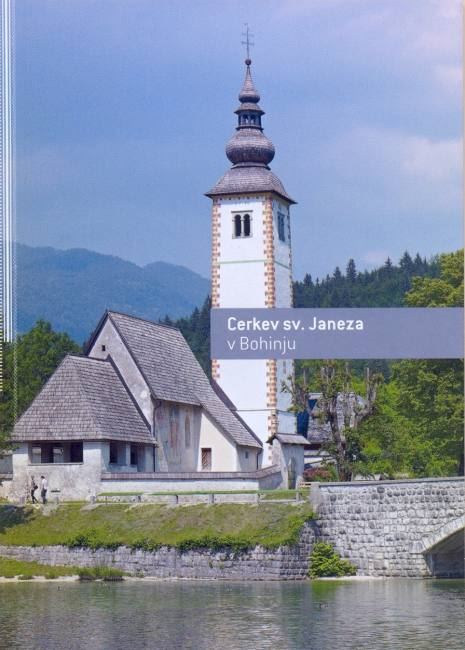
[12,355,153,444]
[206,165,296,204]
[100,312,262,449]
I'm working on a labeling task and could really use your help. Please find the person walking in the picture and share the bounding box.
[40,475,48,505]
[30,476,38,504]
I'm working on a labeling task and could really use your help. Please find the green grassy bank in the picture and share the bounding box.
[0,557,126,580]
[0,557,76,579]
[0,503,313,552]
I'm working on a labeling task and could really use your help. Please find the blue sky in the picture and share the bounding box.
[15,0,462,280]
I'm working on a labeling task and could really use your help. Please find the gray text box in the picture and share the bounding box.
[210,308,464,359]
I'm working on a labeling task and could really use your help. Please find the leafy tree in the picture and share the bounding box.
[391,249,464,476]
[357,250,464,477]
[405,250,463,307]
[0,321,80,439]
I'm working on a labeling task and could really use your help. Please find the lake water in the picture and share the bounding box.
[0,579,463,649]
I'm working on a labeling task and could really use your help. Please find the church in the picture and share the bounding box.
[7,57,307,501]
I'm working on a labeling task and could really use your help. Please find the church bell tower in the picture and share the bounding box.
[206,57,296,466]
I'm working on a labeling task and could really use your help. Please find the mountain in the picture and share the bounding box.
[17,244,209,343]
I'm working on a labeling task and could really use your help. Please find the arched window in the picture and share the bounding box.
[234,214,242,237]
[233,213,252,238]
[185,415,191,448]
[243,214,251,237]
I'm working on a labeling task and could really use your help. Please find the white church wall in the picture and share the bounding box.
[9,441,104,502]
[217,196,267,309]
[88,318,153,425]
[218,359,268,411]
[198,412,237,471]
[218,196,265,261]
[219,263,266,308]
[274,264,292,307]
[154,402,202,472]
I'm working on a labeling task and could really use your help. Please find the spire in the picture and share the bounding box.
[225,58,275,167]
[238,59,260,104]
[206,51,296,204]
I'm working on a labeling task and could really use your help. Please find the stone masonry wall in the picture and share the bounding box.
[0,522,316,580]
[311,477,465,577]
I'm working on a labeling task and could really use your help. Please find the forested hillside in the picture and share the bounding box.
[294,252,439,308]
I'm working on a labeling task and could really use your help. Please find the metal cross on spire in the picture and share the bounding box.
[241,23,254,61]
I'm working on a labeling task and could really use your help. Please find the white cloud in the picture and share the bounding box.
[401,136,462,183]
[323,126,461,184]
[317,126,462,219]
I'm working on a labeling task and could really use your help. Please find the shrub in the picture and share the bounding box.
[308,542,356,578]
[77,566,124,581]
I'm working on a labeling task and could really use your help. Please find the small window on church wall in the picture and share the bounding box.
[185,415,191,448]
[233,213,252,238]
[109,442,118,464]
[243,214,251,237]
[130,445,138,467]
[234,214,242,237]
[278,213,286,242]
[201,448,212,470]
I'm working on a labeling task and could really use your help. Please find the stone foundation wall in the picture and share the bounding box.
[0,522,316,580]
[311,477,465,577]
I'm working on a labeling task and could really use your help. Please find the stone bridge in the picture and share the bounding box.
[310,477,464,578]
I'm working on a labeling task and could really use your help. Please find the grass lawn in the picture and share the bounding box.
[0,502,313,552]
[0,557,126,580]
[0,557,76,579]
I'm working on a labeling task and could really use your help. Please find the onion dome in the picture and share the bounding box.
[226,128,275,166]
[206,58,295,204]
[225,59,275,168]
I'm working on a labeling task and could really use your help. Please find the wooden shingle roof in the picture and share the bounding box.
[106,312,262,449]
[12,355,153,444]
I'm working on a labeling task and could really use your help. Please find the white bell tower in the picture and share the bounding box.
[206,57,296,466]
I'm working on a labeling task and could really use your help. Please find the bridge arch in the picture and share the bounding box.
[414,515,465,578]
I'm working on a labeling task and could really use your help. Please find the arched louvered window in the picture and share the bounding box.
[233,213,252,238]
[243,214,251,237]
[234,214,242,237]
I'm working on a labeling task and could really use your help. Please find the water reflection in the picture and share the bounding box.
[0,580,463,650]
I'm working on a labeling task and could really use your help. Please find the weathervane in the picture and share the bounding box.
[241,23,254,61]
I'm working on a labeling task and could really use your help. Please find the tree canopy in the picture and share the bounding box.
[0,320,80,442]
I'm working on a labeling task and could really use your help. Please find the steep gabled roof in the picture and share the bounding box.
[13,355,153,444]
[102,311,262,449]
